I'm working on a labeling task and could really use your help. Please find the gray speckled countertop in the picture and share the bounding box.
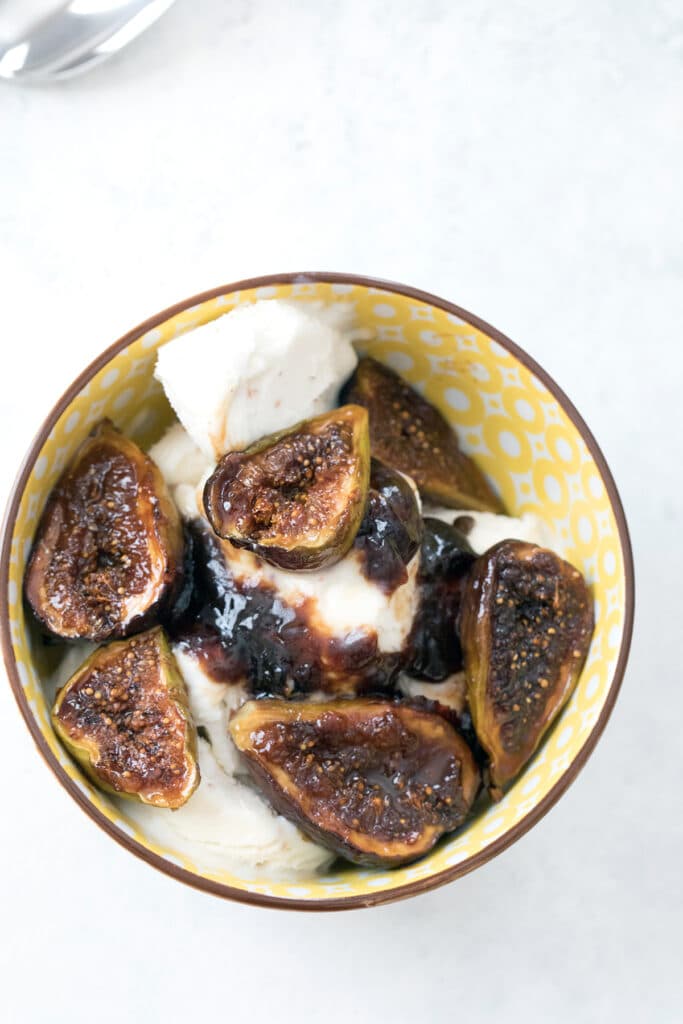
[1,2,681,1021]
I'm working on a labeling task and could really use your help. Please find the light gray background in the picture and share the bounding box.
[1,2,681,1021]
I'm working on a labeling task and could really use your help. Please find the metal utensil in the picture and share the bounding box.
[0,0,176,82]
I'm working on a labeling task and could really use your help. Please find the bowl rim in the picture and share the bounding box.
[0,271,635,911]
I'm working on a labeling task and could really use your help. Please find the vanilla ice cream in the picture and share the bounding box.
[397,671,468,713]
[148,425,211,520]
[210,528,421,659]
[425,507,564,557]
[148,422,212,489]
[49,641,334,879]
[122,735,335,878]
[154,300,360,460]
[172,645,246,777]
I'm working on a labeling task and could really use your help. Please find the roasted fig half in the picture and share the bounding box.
[343,356,503,512]
[353,460,423,593]
[460,541,594,791]
[229,699,480,866]
[52,627,199,808]
[25,420,183,642]
[203,405,370,571]
[407,517,476,680]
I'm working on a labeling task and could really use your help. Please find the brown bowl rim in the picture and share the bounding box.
[0,271,635,911]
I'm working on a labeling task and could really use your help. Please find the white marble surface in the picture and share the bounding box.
[1,2,681,1021]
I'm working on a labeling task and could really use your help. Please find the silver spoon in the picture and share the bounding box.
[0,0,176,82]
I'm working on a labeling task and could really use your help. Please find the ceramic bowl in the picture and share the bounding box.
[0,272,634,910]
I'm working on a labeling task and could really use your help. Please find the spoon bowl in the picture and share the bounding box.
[0,0,176,82]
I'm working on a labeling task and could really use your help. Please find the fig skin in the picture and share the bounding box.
[406,517,475,681]
[25,420,184,642]
[343,356,504,513]
[353,459,423,593]
[52,627,199,808]
[459,541,594,791]
[229,698,480,867]
[203,405,371,571]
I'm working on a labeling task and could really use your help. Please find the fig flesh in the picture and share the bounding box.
[25,420,183,642]
[203,406,370,571]
[229,699,480,866]
[353,460,423,593]
[52,627,199,807]
[459,541,594,790]
[407,517,475,680]
[343,357,504,512]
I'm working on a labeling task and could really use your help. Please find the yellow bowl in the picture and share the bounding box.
[0,273,634,910]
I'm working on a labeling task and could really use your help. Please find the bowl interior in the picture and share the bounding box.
[4,278,629,905]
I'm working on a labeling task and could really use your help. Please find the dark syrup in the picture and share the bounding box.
[406,517,475,681]
[168,490,474,701]
[353,460,423,594]
[169,521,401,696]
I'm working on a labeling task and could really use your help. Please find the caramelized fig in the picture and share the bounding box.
[343,357,503,512]
[407,517,475,680]
[203,406,370,571]
[353,460,423,593]
[460,541,594,790]
[52,627,199,808]
[229,699,480,866]
[25,420,183,642]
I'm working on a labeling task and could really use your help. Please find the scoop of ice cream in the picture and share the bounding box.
[172,645,247,777]
[148,425,212,524]
[154,300,359,460]
[397,671,467,713]
[148,423,212,489]
[425,507,564,557]
[121,737,335,878]
[217,537,420,659]
[146,646,333,877]
[171,520,420,696]
[45,638,335,879]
